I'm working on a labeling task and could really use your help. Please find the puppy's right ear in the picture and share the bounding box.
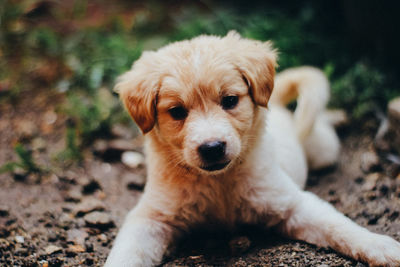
[115,67,158,134]
[226,31,277,108]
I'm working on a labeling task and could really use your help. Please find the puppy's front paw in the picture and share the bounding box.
[355,233,400,267]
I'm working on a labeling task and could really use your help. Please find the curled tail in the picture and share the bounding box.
[270,66,330,142]
[270,66,342,170]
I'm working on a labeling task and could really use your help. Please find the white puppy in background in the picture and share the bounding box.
[105,31,400,267]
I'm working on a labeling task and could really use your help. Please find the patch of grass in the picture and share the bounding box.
[330,62,389,119]
[63,30,142,93]
[65,90,113,145]
[57,87,127,162]
[56,121,82,163]
[0,144,43,175]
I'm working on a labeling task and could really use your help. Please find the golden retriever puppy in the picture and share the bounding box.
[105,31,400,266]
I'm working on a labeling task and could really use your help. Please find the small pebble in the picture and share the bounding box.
[58,213,74,228]
[84,211,114,230]
[64,188,83,202]
[92,139,108,155]
[67,228,89,246]
[15,235,24,244]
[362,173,381,191]
[97,233,108,242]
[360,151,381,173]
[121,151,145,169]
[43,110,57,125]
[32,137,46,151]
[0,238,10,248]
[67,244,85,253]
[73,198,106,217]
[44,244,62,255]
[47,232,58,242]
[15,119,37,139]
[15,247,29,256]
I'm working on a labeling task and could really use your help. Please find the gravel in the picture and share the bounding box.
[1,93,399,266]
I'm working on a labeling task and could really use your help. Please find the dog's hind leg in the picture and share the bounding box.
[303,113,341,170]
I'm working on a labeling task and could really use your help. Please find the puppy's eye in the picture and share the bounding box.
[221,95,239,110]
[168,106,188,120]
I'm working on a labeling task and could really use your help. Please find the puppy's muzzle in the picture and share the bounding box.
[198,141,230,171]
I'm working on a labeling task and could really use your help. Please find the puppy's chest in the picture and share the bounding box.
[177,177,269,226]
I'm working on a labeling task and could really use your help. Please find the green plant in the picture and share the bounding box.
[330,62,387,119]
[56,122,82,163]
[56,88,116,160]
[0,143,42,175]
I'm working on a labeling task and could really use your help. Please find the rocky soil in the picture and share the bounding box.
[1,93,400,266]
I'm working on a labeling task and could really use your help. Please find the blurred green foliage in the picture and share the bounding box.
[56,122,82,163]
[1,0,399,165]
[168,7,320,70]
[166,5,398,119]
[0,144,42,175]
[330,62,388,119]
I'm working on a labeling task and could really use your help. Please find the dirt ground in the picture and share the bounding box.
[1,92,400,267]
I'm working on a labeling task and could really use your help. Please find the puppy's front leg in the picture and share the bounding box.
[105,208,174,267]
[280,191,400,266]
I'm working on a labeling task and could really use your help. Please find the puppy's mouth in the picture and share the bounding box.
[200,161,230,172]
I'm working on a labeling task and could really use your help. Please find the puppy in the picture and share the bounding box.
[105,31,400,266]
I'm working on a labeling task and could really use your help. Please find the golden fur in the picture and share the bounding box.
[106,31,400,267]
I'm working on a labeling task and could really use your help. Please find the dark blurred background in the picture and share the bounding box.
[1,0,400,163]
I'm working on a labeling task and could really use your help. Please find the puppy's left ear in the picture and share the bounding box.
[114,64,159,134]
[228,32,277,107]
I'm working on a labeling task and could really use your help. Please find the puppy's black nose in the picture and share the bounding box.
[198,141,226,163]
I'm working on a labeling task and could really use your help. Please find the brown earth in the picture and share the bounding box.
[1,92,400,267]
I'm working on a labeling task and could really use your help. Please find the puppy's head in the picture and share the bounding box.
[116,31,276,174]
